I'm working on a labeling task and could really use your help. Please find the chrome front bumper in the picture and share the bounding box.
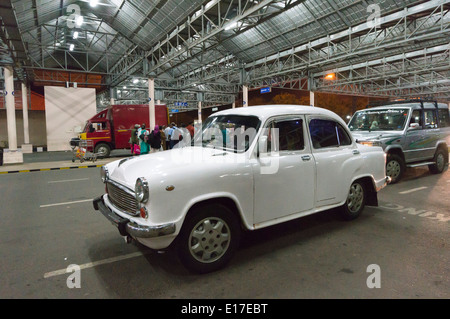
[93,196,176,238]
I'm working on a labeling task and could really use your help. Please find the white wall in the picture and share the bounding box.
[44,86,96,151]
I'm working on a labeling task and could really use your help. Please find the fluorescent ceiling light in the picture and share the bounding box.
[69,44,75,51]
[89,0,99,7]
[73,31,79,39]
[76,15,84,27]
[132,78,139,84]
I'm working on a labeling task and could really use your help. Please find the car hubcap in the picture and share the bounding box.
[189,217,231,263]
[98,146,107,156]
[386,160,400,180]
[347,183,364,213]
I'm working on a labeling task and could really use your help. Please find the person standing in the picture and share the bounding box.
[130,124,140,155]
[160,126,167,150]
[186,121,195,138]
[139,124,150,155]
[164,124,171,149]
[149,125,161,153]
[169,122,181,149]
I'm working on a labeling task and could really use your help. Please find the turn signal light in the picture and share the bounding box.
[140,207,148,219]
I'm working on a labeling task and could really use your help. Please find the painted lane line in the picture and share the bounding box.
[44,251,149,278]
[48,178,89,183]
[39,199,93,208]
[399,186,428,194]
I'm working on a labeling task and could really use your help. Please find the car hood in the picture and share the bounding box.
[107,146,244,187]
[350,130,402,141]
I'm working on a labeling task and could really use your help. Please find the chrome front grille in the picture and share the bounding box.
[106,181,138,216]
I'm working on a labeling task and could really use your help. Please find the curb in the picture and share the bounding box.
[0,164,104,174]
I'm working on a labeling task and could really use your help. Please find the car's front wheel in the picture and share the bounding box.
[177,204,241,274]
[341,180,366,220]
[386,154,404,184]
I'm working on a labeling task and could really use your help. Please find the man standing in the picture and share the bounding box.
[186,121,195,138]
[169,122,181,149]
[164,124,172,149]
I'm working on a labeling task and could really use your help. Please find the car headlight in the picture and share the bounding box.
[135,177,149,203]
[358,140,382,147]
[100,166,109,183]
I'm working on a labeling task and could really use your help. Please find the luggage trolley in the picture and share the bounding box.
[70,139,97,163]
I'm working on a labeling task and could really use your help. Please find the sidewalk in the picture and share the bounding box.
[0,150,131,174]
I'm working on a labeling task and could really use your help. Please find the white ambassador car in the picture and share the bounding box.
[94,105,389,273]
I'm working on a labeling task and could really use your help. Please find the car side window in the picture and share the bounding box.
[438,109,450,127]
[410,110,423,128]
[424,110,437,129]
[309,118,351,149]
[266,119,304,152]
[276,119,304,151]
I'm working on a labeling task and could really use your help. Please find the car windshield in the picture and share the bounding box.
[193,115,261,152]
[348,108,409,131]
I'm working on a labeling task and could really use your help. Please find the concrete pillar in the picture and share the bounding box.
[232,102,235,109]
[21,83,33,153]
[198,101,202,123]
[3,66,23,164]
[109,87,115,105]
[148,77,155,129]
[243,85,248,107]
[310,91,315,107]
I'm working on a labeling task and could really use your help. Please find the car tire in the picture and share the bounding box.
[386,154,404,184]
[177,204,241,274]
[340,180,366,221]
[94,143,111,158]
[428,148,448,174]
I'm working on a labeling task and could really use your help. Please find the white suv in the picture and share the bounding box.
[348,100,450,183]
[94,105,389,273]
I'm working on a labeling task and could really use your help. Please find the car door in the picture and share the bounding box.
[307,116,362,207]
[405,109,438,162]
[253,116,315,225]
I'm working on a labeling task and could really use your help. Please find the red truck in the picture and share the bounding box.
[74,104,168,157]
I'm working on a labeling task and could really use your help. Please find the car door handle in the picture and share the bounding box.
[301,155,311,161]
[352,150,360,155]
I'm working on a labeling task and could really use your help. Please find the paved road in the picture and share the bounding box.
[0,163,448,299]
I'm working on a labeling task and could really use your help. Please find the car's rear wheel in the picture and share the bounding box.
[428,148,448,174]
[341,180,366,220]
[386,154,404,184]
[177,204,241,274]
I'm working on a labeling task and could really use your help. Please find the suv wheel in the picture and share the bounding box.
[340,180,366,220]
[386,154,404,184]
[429,148,448,174]
[177,204,241,273]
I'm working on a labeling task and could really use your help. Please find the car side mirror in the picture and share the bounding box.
[408,123,420,131]
[257,136,268,157]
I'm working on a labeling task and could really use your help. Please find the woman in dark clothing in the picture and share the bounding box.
[149,125,162,153]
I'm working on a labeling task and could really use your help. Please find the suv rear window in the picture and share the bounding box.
[438,109,450,127]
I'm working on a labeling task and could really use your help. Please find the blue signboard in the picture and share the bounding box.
[171,109,180,113]
[260,87,271,94]
[174,102,188,107]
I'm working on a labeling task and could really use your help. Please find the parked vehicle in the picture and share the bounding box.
[73,104,168,157]
[93,105,389,273]
[348,100,450,183]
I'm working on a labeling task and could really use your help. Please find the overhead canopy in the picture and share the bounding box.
[1,0,449,104]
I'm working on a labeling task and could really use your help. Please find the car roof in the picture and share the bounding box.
[213,104,344,123]
[356,102,448,111]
